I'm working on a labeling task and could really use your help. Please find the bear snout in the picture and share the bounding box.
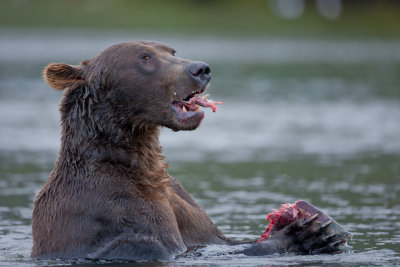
[187,61,211,87]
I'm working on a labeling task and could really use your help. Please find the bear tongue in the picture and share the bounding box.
[185,96,224,113]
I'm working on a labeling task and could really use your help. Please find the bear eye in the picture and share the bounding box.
[142,55,150,61]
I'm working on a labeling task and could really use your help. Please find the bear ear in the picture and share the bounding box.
[43,63,84,91]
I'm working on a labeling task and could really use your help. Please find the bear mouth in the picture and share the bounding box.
[170,91,223,128]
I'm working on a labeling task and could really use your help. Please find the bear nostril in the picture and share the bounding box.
[204,66,211,75]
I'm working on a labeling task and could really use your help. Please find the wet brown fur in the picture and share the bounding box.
[32,41,231,261]
[32,41,346,261]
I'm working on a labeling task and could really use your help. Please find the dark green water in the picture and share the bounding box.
[0,30,399,266]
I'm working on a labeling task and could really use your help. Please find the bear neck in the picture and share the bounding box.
[57,87,170,193]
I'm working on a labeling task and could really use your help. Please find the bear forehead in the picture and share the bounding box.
[108,41,176,56]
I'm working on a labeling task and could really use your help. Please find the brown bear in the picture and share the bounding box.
[31,41,344,261]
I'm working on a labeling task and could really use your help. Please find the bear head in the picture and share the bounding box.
[43,41,212,132]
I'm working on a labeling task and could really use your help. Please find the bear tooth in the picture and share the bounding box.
[203,94,210,100]
[182,106,187,112]
[195,106,200,112]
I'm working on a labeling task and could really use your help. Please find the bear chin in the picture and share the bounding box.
[168,105,205,131]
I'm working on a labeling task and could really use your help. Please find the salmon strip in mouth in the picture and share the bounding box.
[172,93,223,116]
[182,94,224,113]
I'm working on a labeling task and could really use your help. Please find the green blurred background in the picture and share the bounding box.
[1,0,400,38]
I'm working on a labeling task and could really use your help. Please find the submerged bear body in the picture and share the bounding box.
[33,162,226,260]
